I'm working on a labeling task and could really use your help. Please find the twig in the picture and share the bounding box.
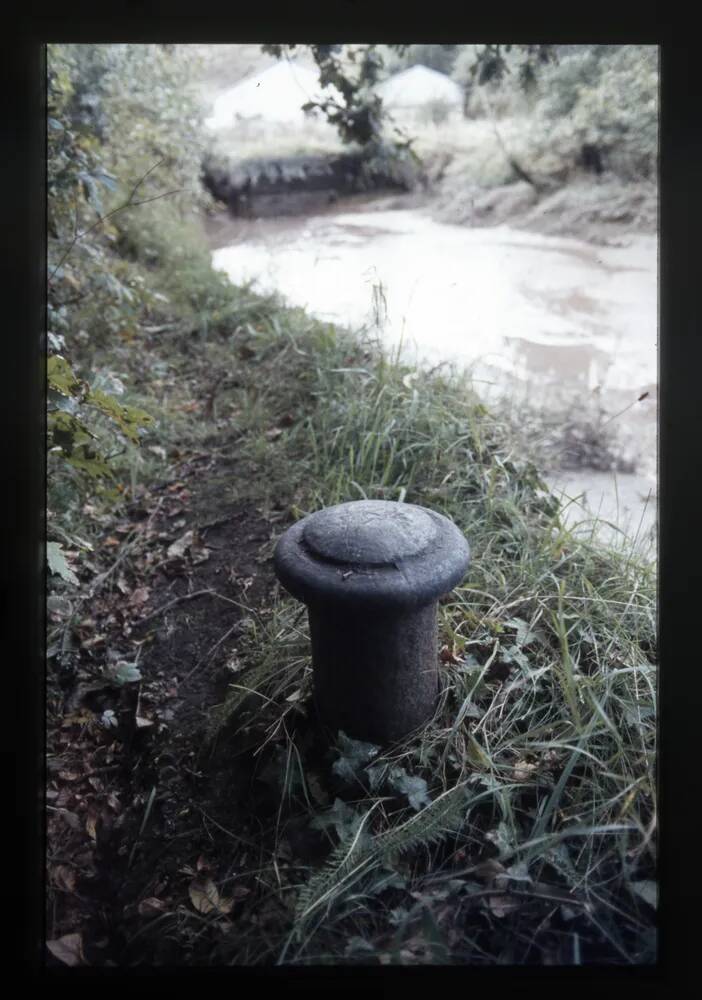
[475,71,541,192]
[48,157,183,284]
[136,588,215,627]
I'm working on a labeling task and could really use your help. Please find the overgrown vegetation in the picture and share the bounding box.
[46,43,656,968]
[202,322,656,965]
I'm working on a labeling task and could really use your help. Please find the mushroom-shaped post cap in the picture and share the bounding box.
[274,499,470,610]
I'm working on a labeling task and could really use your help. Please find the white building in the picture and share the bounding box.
[377,65,463,124]
[205,59,343,131]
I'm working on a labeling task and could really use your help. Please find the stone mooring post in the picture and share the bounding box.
[273,500,470,745]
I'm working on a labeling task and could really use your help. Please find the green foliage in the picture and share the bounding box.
[201,310,655,964]
[46,43,217,581]
[46,541,79,585]
[47,351,152,487]
[389,44,460,76]
[533,45,658,180]
[450,44,658,181]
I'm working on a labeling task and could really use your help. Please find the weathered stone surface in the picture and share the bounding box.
[308,601,438,745]
[275,499,469,611]
[273,500,470,744]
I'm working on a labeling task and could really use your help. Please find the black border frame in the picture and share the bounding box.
[8,1,698,986]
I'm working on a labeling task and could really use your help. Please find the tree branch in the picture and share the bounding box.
[48,158,183,285]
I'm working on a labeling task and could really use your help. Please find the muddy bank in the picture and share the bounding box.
[202,150,414,219]
[428,175,657,247]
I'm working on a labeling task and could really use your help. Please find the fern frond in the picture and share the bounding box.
[375,781,471,863]
[294,801,380,925]
[294,782,473,937]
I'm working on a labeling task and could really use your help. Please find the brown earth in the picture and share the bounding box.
[46,445,314,966]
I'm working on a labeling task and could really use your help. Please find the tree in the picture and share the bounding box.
[261,43,557,154]
[47,44,208,510]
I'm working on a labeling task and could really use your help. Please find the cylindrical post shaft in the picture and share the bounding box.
[273,500,470,745]
[308,600,438,745]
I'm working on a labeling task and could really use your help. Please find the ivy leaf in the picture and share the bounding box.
[46,542,79,586]
[332,731,380,783]
[47,355,82,398]
[501,644,530,671]
[365,761,389,792]
[105,660,142,686]
[188,878,233,915]
[86,388,153,444]
[65,453,114,479]
[504,617,537,647]
[388,767,432,811]
[310,798,364,840]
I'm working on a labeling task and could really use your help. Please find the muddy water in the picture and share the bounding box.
[207,202,657,550]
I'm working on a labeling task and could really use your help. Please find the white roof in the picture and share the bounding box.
[377,65,462,108]
[205,60,343,129]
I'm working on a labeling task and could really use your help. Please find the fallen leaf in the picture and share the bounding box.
[440,644,461,665]
[231,885,251,900]
[129,587,151,607]
[81,635,106,650]
[488,894,521,918]
[189,878,233,916]
[285,689,303,703]
[167,530,193,560]
[138,897,167,916]
[85,810,99,842]
[474,859,506,884]
[52,865,77,892]
[58,771,80,782]
[57,809,82,832]
[47,932,85,966]
[512,759,538,783]
[196,855,212,873]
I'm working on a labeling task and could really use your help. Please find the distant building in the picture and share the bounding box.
[376,65,463,125]
[205,60,342,131]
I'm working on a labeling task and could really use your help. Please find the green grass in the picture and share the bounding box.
[49,196,656,966]
[204,310,656,966]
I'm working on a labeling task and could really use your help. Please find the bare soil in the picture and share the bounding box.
[46,444,303,965]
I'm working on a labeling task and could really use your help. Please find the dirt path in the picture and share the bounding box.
[47,446,289,965]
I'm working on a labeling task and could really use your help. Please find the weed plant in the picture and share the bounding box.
[48,175,656,964]
[206,312,656,966]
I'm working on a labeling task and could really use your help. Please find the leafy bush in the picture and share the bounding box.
[46,43,216,547]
